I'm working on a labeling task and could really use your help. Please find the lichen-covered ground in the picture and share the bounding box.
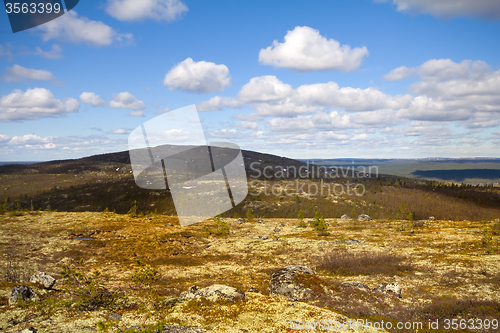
[1,212,499,332]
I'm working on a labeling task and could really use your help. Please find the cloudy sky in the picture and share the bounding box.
[1,0,500,161]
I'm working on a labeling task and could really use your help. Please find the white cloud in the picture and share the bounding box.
[233,113,263,122]
[197,96,241,111]
[163,58,231,93]
[238,75,293,102]
[383,66,416,81]
[258,26,369,72]
[106,0,188,21]
[0,134,11,143]
[109,128,129,134]
[34,44,63,59]
[235,121,259,130]
[2,65,56,83]
[109,92,145,110]
[234,75,412,117]
[80,92,106,106]
[379,0,500,19]
[38,11,133,46]
[266,110,402,132]
[208,129,240,139]
[0,88,79,122]
[129,110,145,117]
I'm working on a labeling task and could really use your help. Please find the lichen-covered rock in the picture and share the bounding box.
[372,282,402,298]
[164,296,182,307]
[180,284,246,302]
[159,326,206,332]
[358,214,372,221]
[9,286,38,305]
[12,327,37,333]
[269,266,315,301]
[30,272,56,289]
[341,281,371,292]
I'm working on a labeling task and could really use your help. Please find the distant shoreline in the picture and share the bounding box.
[0,161,45,166]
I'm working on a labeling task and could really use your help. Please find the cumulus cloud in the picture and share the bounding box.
[238,75,293,102]
[208,129,240,139]
[109,92,145,110]
[234,75,412,117]
[0,88,79,122]
[129,110,145,117]
[38,11,133,46]
[2,65,57,83]
[383,66,416,81]
[258,26,369,72]
[378,0,500,20]
[106,0,188,21]
[163,58,231,93]
[235,121,259,130]
[80,92,106,106]
[109,128,129,134]
[34,44,63,59]
[197,96,241,111]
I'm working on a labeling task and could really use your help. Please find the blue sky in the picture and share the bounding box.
[1,0,500,161]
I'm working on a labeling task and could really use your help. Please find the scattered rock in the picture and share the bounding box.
[269,266,315,301]
[30,272,56,289]
[341,281,371,292]
[164,296,182,307]
[330,239,365,245]
[165,223,173,227]
[246,287,260,293]
[274,227,281,232]
[257,219,263,223]
[237,218,246,224]
[262,236,269,240]
[372,282,402,298]
[158,326,206,333]
[429,216,436,221]
[280,223,285,227]
[340,214,350,219]
[180,284,247,302]
[357,214,372,221]
[12,327,37,333]
[413,220,426,227]
[273,236,280,241]
[307,220,313,224]
[318,241,327,245]
[107,313,121,321]
[9,286,38,305]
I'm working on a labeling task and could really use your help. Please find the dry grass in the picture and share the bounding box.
[315,249,415,276]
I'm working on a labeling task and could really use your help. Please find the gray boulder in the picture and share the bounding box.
[372,282,402,298]
[30,272,56,289]
[159,326,206,333]
[358,214,372,221]
[12,328,37,333]
[269,266,315,301]
[341,281,371,292]
[340,214,350,219]
[180,284,247,302]
[9,286,38,305]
